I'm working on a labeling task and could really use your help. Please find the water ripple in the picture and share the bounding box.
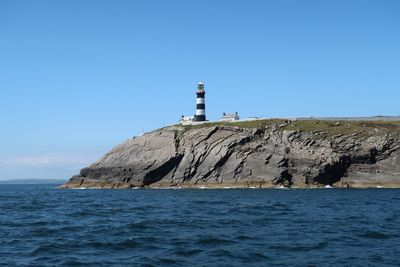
[1,185,400,266]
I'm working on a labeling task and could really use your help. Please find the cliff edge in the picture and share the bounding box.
[61,119,400,189]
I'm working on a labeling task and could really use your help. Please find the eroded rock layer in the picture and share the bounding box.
[61,120,400,189]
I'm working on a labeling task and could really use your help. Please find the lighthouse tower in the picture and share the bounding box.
[194,81,206,121]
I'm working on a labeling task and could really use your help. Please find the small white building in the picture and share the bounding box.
[219,112,240,122]
[180,115,195,125]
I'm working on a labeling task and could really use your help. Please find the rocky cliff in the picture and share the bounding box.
[61,119,400,189]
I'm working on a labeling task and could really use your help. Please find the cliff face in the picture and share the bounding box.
[62,120,400,189]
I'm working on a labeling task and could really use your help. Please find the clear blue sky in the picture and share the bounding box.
[1,0,399,180]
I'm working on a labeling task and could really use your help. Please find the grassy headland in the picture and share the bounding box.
[180,119,400,139]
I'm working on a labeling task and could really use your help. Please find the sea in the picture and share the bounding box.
[1,184,400,266]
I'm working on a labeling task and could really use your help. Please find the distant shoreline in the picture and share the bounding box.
[0,179,67,185]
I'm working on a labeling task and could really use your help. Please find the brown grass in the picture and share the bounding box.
[177,119,400,139]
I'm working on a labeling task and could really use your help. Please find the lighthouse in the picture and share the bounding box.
[194,81,206,121]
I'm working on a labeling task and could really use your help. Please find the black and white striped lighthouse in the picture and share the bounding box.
[194,81,206,121]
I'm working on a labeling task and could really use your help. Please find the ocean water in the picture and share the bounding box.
[1,184,400,266]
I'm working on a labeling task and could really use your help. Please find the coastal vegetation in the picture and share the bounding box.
[181,119,400,139]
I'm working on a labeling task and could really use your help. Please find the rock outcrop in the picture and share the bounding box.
[61,120,400,189]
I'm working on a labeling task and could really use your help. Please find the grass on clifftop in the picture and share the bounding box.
[181,119,281,131]
[284,120,400,138]
[179,119,400,139]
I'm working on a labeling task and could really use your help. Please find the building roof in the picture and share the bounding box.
[222,114,237,118]
[222,112,239,117]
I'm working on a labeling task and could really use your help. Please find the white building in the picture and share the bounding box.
[219,112,240,122]
[180,115,195,125]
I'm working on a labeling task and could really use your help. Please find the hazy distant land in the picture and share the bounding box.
[0,179,67,185]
